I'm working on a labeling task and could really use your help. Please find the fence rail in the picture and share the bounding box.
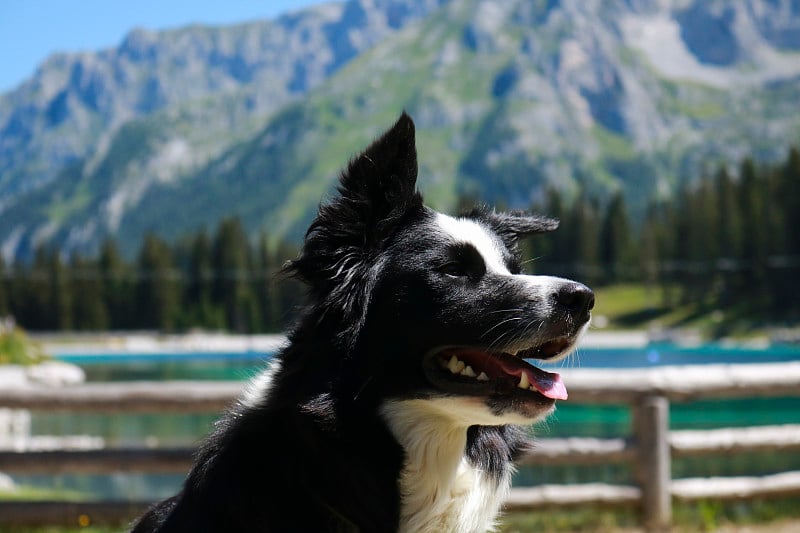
[1,361,799,529]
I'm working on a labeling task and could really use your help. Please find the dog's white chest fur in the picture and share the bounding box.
[381,399,512,533]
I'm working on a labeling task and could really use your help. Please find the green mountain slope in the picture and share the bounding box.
[2,0,800,259]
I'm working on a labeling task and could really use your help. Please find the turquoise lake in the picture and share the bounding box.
[13,345,800,501]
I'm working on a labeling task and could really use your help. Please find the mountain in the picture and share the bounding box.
[2,0,800,260]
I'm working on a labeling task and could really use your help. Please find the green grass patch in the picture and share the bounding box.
[592,284,662,319]
[45,183,92,225]
[0,487,88,503]
[591,283,675,329]
[592,127,636,161]
[0,526,118,533]
[588,283,782,339]
[500,496,800,532]
[0,326,49,366]
[1,498,797,533]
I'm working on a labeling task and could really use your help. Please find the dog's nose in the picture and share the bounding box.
[554,282,595,317]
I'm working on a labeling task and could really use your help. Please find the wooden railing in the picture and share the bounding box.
[1,362,799,530]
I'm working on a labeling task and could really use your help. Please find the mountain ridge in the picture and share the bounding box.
[0,0,445,199]
[2,0,800,260]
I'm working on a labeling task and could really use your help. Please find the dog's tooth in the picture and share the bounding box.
[447,356,466,375]
[461,366,477,378]
[477,372,489,382]
[518,373,530,390]
[447,355,460,374]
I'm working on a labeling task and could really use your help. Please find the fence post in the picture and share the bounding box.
[633,395,671,531]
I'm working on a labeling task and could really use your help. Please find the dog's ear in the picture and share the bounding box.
[337,111,422,232]
[285,112,423,306]
[473,210,559,272]
[467,207,559,246]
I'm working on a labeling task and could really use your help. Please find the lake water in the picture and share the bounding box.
[13,344,800,501]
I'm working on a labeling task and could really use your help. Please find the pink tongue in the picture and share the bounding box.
[498,360,568,400]
[534,372,568,400]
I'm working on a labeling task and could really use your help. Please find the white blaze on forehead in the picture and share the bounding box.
[435,213,510,274]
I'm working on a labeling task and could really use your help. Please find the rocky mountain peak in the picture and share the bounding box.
[1,0,799,262]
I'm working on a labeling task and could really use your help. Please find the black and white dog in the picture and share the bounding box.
[132,113,593,532]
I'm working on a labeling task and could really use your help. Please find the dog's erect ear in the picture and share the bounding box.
[303,111,422,256]
[337,111,421,227]
[285,113,423,319]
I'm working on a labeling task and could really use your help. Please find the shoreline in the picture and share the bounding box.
[33,331,288,356]
[27,329,758,356]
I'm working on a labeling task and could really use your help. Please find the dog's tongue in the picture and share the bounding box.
[535,372,568,400]
[501,360,568,400]
[443,348,569,400]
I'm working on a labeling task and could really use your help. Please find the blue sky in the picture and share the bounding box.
[0,0,328,93]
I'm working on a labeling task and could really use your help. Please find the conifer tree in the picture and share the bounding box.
[186,230,223,329]
[533,188,567,276]
[136,233,179,331]
[253,233,275,332]
[738,158,768,297]
[70,253,108,330]
[17,246,53,329]
[714,166,742,305]
[671,183,695,303]
[49,251,73,330]
[243,240,263,333]
[758,148,800,310]
[639,202,662,290]
[0,255,8,317]
[779,147,800,256]
[565,192,601,285]
[99,238,132,329]
[599,191,632,284]
[654,201,679,307]
[212,217,252,332]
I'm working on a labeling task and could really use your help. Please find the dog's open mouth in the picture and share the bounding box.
[424,338,576,401]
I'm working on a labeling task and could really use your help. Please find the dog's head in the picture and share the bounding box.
[286,113,593,425]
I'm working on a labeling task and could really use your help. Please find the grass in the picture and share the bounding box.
[591,283,686,332]
[0,514,131,533]
[0,487,88,503]
[592,127,637,161]
[2,499,799,533]
[0,529,117,533]
[0,326,49,366]
[500,497,800,532]
[592,284,663,321]
[588,283,787,340]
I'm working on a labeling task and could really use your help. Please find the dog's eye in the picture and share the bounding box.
[439,244,486,279]
[440,262,469,278]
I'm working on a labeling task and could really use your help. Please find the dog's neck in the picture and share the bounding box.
[381,399,512,533]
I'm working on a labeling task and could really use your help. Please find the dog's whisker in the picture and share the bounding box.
[484,308,524,315]
[520,256,545,266]
[486,329,515,352]
[353,375,374,402]
[481,317,522,341]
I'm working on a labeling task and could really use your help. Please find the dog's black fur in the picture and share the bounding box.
[131,113,593,532]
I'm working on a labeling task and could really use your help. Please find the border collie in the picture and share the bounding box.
[132,113,593,533]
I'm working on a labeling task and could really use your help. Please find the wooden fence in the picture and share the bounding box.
[1,361,799,530]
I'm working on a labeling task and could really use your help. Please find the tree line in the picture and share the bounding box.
[530,146,800,320]
[0,218,303,333]
[0,147,798,333]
